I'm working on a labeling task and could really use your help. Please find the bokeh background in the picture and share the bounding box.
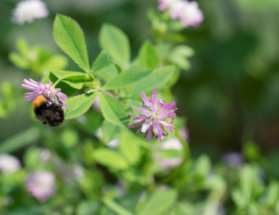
[1,0,279,158]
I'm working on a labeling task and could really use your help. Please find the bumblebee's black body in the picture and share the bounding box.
[33,96,64,127]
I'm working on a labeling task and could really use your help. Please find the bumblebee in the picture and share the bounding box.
[32,95,64,127]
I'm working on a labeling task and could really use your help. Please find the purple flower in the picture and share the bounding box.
[22,78,67,108]
[26,171,55,202]
[130,90,176,140]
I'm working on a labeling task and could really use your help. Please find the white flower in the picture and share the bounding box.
[161,137,183,150]
[156,138,183,169]
[158,0,179,11]
[179,1,203,27]
[158,0,203,28]
[13,0,48,24]
[0,154,21,174]
[169,1,186,20]
[26,171,55,202]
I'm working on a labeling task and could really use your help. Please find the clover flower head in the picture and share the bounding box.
[156,138,183,169]
[158,0,179,11]
[0,154,21,174]
[131,90,176,140]
[26,171,55,202]
[179,1,204,27]
[13,0,48,24]
[158,0,203,28]
[22,79,67,108]
[161,137,183,150]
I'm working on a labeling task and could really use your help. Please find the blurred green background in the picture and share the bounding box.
[1,0,279,157]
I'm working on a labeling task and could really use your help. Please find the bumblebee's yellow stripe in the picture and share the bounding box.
[32,95,47,108]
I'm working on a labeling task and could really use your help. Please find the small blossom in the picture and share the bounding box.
[178,1,203,27]
[161,137,183,150]
[158,0,178,11]
[130,90,176,140]
[13,0,48,24]
[223,152,243,167]
[22,78,67,108]
[156,138,183,169]
[26,171,55,202]
[0,154,21,174]
[169,1,186,20]
[158,0,203,28]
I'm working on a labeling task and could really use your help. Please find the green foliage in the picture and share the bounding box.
[53,15,90,72]
[3,3,279,214]
[137,188,177,215]
[0,128,40,153]
[91,51,118,82]
[9,39,67,75]
[65,93,96,119]
[137,42,160,70]
[98,93,127,126]
[100,24,130,69]
[93,149,129,170]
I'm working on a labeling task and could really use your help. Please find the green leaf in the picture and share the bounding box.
[0,128,40,153]
[121,66,175,95]
[53,15,90,72]
[65,94,95,119]
[50,70,91,89]
[104,68,150,90]
[91,51,118,82]
[104,66,176,94]
[98,93,127,126]
[119,131,141,165]
[100,24,130,69]
[137,189,177,215]
[92,51,113,72]
[41,55,68,71]
[169,46,193,70]
[103,197,133,215]
[130,66,176,95]
[93,149,128,170]
[77,201,100,215]
[50,70,90,81]
[9,53,29,69]
[138,42,160,70]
